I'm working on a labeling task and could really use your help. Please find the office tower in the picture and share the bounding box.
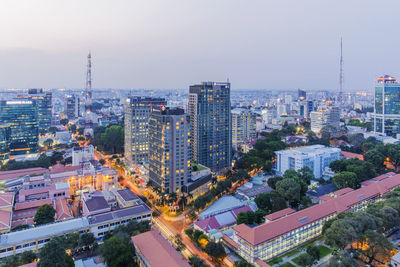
[148,107,191,193]
[0,100,38,155]
[188,82,231,173]
[298,89,307,100]
[310,106,340,134]
[231,108,256,150]
[299,100,313,119]
[27,89,52,131]
[374,75,400,137]
[0,124,11,160]
[262,108,277,125]
[64,95,80,119]
[124,96,167,168]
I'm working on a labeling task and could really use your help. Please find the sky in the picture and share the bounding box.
[0,0,399,91]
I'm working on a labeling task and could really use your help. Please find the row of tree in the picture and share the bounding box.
[324,188,400,265]
[93,125,124,154]
[1,151,64,171]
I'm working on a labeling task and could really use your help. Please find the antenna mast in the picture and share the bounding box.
[339,38,344,105]
[85,52,93,128]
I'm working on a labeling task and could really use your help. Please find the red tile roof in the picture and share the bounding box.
[0,192,14,207]
[234,173,400,246]
[49,164,81,174]
[194,217,221,232]
[55,198,73,221]
[0,167,48,181]
[222,233,238,249]
[264,208,296,221]
[332,187,354,196]
[14,199,52,211]
[0,210,11,230]
[341,151,364,160]
[131,230,190,267]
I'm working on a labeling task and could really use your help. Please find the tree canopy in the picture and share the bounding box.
[34,204,56,226]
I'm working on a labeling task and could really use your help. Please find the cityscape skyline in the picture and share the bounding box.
[1,0,400,91]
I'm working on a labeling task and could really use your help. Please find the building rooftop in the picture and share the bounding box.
[14,198,52,211]
[116,188,140,202]
[275,145,340,156]
[0,168,49,181]
[84,193,110,212]
[0,218,89,247]
[0,192,14,208]
[234,173,400,246]
[87,204,151,225]
[55,198,73,221]
[0,210,11,231]
[341,151,364,160]
[199,195,245,219]
[264,208,296,221]
[131,230,190,267]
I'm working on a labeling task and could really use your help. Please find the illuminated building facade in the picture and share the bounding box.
[0,100,38,155]
[232,172,400,264]
[64,94,80,119]
[374,75,400,137]
[124,96,167,168]
[310,106,340,134]
[0,124,11,160]
[27,89,52,130]
[188,82,232,173]
[148,107,191,193]
[231,108,256,150]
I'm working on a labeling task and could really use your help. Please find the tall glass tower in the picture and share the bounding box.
[27,89,52,131]
[188,82,232,173]
[374,75,400,137]
[0,100,38,155]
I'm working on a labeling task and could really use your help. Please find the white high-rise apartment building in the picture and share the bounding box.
[232,108,256,150]
[310,106,340,134]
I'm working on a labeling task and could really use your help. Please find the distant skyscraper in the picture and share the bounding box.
[310,106,340,134]
[299,100,313,119]
[232,108,256,150]
[298,89,307,100]
[188,82,231,173]
[27,89,52,130]
[0,100,38,155]
[148,107,191,193]
[124,96,167,168]
[65,94,80,119]
[0,124,11,160]
[374,75,400,137]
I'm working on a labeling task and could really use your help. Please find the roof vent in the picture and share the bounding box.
[358,194,364,199]
[299,216,309,223]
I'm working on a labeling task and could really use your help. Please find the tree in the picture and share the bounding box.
[19,250,37,264]
[326,250,357,267]
[364,149,385,173]
[296,253,315,267]
[174,234,185,251]
[298,166,313,185]
[189,255,209,267]
[306,245,320,261]
[38,238,72,267]
[49,126,58,134]
[100,234,135,267]
[325,220,358,249]
[34,204,56,226]
[60,118,69,126]
[94,125,124,154]
[43,138,54,148]
[254,193,272,211]
[332,172,358,190]
[267,176,283,189]
[236,211,255,225]
[387,144,400,170]
[69,124,77,133]
[235,260,253,267]
[78,232,96,249]
[276,178,301,205]
[204,241,226,260]
[99,159,106,165]
[361,230,394,264]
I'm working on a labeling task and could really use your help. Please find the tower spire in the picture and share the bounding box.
[84,52,93,132]
[339,38,344,105]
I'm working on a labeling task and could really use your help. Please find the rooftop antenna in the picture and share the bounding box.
[339,38,344,105]
[85,52,93,128]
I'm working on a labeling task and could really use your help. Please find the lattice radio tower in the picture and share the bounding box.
[85,52,93,128]
[339,38,344,104]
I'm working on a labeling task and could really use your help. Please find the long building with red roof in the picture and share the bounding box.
[232,172,400,264]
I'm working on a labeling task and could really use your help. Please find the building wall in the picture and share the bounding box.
[188,82,232,173]
[232,109,256,150]
[124,97,167,168]
[0,100,38,155]
[148,107,191,193]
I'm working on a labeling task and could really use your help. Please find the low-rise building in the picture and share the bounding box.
[131,230,190,267]
[115,188,141,208]
[232,172,400,264]
[275,145,341,179]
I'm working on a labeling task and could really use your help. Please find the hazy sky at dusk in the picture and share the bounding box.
[0,0,399,91]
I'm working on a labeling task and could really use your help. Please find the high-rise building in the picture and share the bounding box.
[27,89,52,131]
[298,89,307,100]
[64,95,80,119]
[299,100,313,119]
[0,100,38,155]
[148,107,191,193]
[188,82,231,173]
[0,124,11,160]
[231,108,256,150]
[310,106,340,134]
[124,96,167,168]
[374,75,400,137]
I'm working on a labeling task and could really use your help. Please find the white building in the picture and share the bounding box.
[72,145,95,166]
[310,106,340,134]
[231,109,257,150]
[275,145,341,178]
